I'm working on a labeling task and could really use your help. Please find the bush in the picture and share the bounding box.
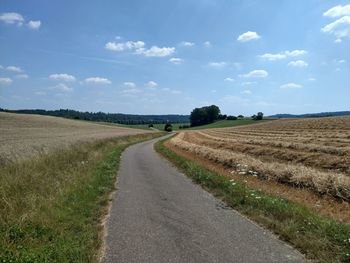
[164,123,172,132]
[148,124,153,128]
[227,115,237,120]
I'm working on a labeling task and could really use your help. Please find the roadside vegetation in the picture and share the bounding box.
[155,138,350,263]
[0,133,163,262]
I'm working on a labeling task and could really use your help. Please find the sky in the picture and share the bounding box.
[0,0,349,116]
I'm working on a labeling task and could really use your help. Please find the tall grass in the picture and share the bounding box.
[155,138,350,263]
[0,133,162,262]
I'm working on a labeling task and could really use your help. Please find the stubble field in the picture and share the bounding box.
[0,112,152,164]
[169,117,350,203]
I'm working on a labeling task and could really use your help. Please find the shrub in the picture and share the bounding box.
[164,123,173,132]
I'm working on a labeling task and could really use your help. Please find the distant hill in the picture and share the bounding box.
[0,108,190,125]
[269,111,350,118]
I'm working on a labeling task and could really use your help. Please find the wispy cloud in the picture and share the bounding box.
[49,83,73,92]
[180,41,195,47]
[280,83,302,89]
[204,41,212,47]
[224,77,235,82]
[323,4,350,18]
[49,73,76,82]
[105,40,175,57]
[169,57,183,64]
[208,61,227,68]
[321,16,350,40]
[6,66,23,73]
[237,31,260,42]
[259,50,307,61]
[240,69,268,78]
[0,12,24,26]
[0,77,13,85]
[146,81,158,89]
[27,20,41,30]
[84,77,111,85]
[288,60,308,67]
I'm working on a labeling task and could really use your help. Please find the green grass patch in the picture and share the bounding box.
[0,132,163,263]
[155,139,350,263]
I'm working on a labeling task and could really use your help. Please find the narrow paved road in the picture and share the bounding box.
[103,136,306,263]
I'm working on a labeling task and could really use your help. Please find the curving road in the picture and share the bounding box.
[102,136,306,263]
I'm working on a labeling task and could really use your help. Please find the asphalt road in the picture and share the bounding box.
[102,136,307,263]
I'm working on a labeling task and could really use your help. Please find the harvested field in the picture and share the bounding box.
[168,117,350,202]
[0,112,153,164]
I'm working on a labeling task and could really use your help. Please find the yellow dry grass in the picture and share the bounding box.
[0,112,152,164]
[169,117,350,200]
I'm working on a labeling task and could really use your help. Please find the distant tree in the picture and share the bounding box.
[164,123,173,132]
[190,105,221,127]
[226,115,237,120]
[237,115,244,119]
[252,112,263,120]
[256,112,264,120]
[218,114,227,120]
[148,123,153,128]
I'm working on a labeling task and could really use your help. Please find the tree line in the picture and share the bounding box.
[0,108,190,125]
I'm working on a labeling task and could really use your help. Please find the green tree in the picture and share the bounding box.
[190,105,221,127]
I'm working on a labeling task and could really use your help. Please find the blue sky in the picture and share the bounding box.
[0,0,349,115]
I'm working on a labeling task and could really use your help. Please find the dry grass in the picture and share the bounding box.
[0,112,152,164]
[169,117,350,201]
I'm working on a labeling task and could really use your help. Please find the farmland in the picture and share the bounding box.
[167,117,350,217]
[0,112,161,262]
[0,112,153,164]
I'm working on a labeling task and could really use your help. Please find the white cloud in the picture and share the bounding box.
[180,41,195,47]
[49,73,76,82]
[208,61,227,68]
[6,66,23,73]
[84,77,111,85]
[169,57,183,64]
[241,69,268,78]
[280,83,302,89]
[27,20,41,29]
[224,77,235,82]
[49,83,73,92]
[237,31,260,42]
[146,81,158,89]
[323,5,350,18]
[335,38,342,43]
[0,12,24,26]
[259,50,307,61]
[259,53,286,61]
[322,16,350,39]
[288,60,308,67]
[123,82,136,88]
[285,50,307,57]
[121,88,141,94]
[308,77,316,81]
[204,41,212,47]
[241,90,252,95]
[136,46,175,57]
[15,74,29,79]
[105,40,175,57]
[0,77,13,85]
[105,41,145,51]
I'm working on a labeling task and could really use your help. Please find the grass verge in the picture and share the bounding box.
[0,132,163,263]
[155,138,350,263]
